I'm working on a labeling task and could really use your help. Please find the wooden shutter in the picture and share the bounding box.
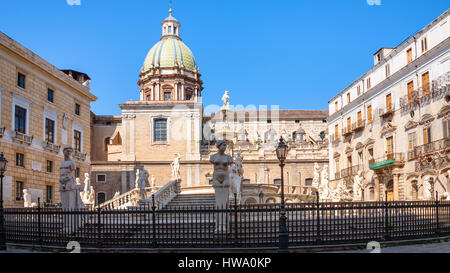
[357,111,362,126]
[407,48,413,64]
[386,94,392,111]
[347,93,351,104]
[367,105,372,123]
[386,137,393,154]
[408,81,415,103]
[335,124,339,139]
[422,72,430,95]
[423,128,430,145]
[347,117,351,131]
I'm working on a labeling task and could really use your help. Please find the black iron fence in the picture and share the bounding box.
[3,200,450,249]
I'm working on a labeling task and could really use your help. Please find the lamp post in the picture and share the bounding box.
[0,152,8,251]
[276,137,288,253]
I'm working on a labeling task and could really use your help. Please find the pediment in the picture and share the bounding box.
[404,120,419,131]
[381,122,397,136]
[345,146,353,154]
[333,152,340,158]
[438,105,450,119]
[364,138,375,147]
[420,114,435,124]
[355,142,364,150]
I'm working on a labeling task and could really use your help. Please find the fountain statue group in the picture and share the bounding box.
[313,163,364,202]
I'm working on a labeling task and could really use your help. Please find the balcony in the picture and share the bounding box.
[369,153,405,170]
[12,131,33,145]
[330,134,340,144]
[73,150,87,161]
[414,137,450,157]
[400,91,419,111]
[352,120,365,132]
[43,141,61,154]
[378,105,395,118]
[407,150,416,161]
[342,126,353,137]
[341,165,362,178]
[334,172,341,180]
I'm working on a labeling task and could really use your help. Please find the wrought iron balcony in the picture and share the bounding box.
[12,131,33,145]
[43,141,61,153]
[73,150,87,161]
[369,153,405,170]
[352,120,365,132]
[414,137,450,157]
[378,105,395,118]
[341,165,362,178]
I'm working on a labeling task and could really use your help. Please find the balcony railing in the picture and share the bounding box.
[342,126,353,137]
[352,120,365,132]
[400,90,419,109]
[369,153,405,170]
[43,141,61,153]
[378,105,395,118]
[12,131,33,145]
[73,150,87,161]
[341,165,362,178]
[414,138,450,156]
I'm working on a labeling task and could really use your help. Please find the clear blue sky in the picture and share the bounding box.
[1,0,448,115]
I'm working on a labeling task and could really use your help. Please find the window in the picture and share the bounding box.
[47,88,54,103]
[295,120,300,124]
[334,124,339,139]
[385,64,391,78]
[185,95,191,100]
[15,105,27,134]
[443,120,450,139]
[357,111,362,126]
[408,133,416,151]
[347,93,351,104]
[97,174,106,183]
[335,101,339,113]
[97,192,106,205]
[421,37,428,53]
[423,127,431,144]
[407,81,415,103]
[367,105,373,123]
[347,156,352,168]
[367,78,371,90]
[386,94,392,111]
[347,117,351,131]
[17,72,26,89]
[75,167,80,178]
[16,181,24,201]
[74,130,82,152]
[168,26,172,33]
[267,120,272,124]
[46,186,53,203]
[146,95,151,101]
[386,136,394,155]
[16,153,25,167]
[335,159,340,177]
[45,118,55,143]
[174,26,177,34]
[75,103,81,116]
[357,86,361,96]
[154,119,167,142]
[164,92,171,101]
[104,137,110,152]
[304,178,313,187]
[46,160,53,173]
[422,72,430,96]
[407,48,413,64]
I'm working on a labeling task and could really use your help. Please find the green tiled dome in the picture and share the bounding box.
[143,37,197,73]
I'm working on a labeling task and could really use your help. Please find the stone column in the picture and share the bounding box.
[393,173,400,201]
[185,113,192,160]
[374,175,380,201]
[121,115,128,161]
[155,83,160,101]
[181,85,185,100]
[129,115,136,161]
[129,169,136,192]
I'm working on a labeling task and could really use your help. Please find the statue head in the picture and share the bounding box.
[216,140,227,153]
[63,146,73,159]
[85,173,89,178]
[76,178,81,185]
[23,189,28,194]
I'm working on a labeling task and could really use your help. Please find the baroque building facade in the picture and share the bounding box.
[328,9,450,201]
[91,10,329,205]
[0,31,97,207]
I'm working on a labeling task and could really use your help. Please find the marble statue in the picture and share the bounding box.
[332,180,351,202]
[136,169,149,201]
[210,140,233,233]
[151,175,156,190]
[82,173,91,203]
[171,153,181,179]
[230,152,244,202]
[222,90,230,110]
[312,163,320,189]
[281,130,289,142]
[60,146,85,210]
[62,113,69,130]
[88,186,95,205]
[353,170,364,201]
[113,192,120,199]
[319,165,329,200]
[423,176,433,200]
[23,189,32,208]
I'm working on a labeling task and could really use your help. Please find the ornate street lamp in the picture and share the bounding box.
[0,152,8,251]
[276,138,288,253]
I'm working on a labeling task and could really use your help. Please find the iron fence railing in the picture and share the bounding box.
[3,200,450,249]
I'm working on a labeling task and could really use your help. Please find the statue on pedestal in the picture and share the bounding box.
[423,176,433,200]
[82,173,91,203]
[222,91,230,110]
[312,163,320,189]
[353,170,364,201]
[135,169,149,201]
[171,153,181,179]
[60,146,85,210]
[319,165,329,200]
[151,175,157,191]
[230,152,244,203]
[210,140,233,233]
[23,189,32,208]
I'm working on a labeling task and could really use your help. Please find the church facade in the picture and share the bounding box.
[91,9,329,204]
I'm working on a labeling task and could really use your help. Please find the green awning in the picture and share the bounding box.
[369,160,395,170]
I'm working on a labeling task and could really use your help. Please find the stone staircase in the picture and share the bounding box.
[164,193,216,209]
